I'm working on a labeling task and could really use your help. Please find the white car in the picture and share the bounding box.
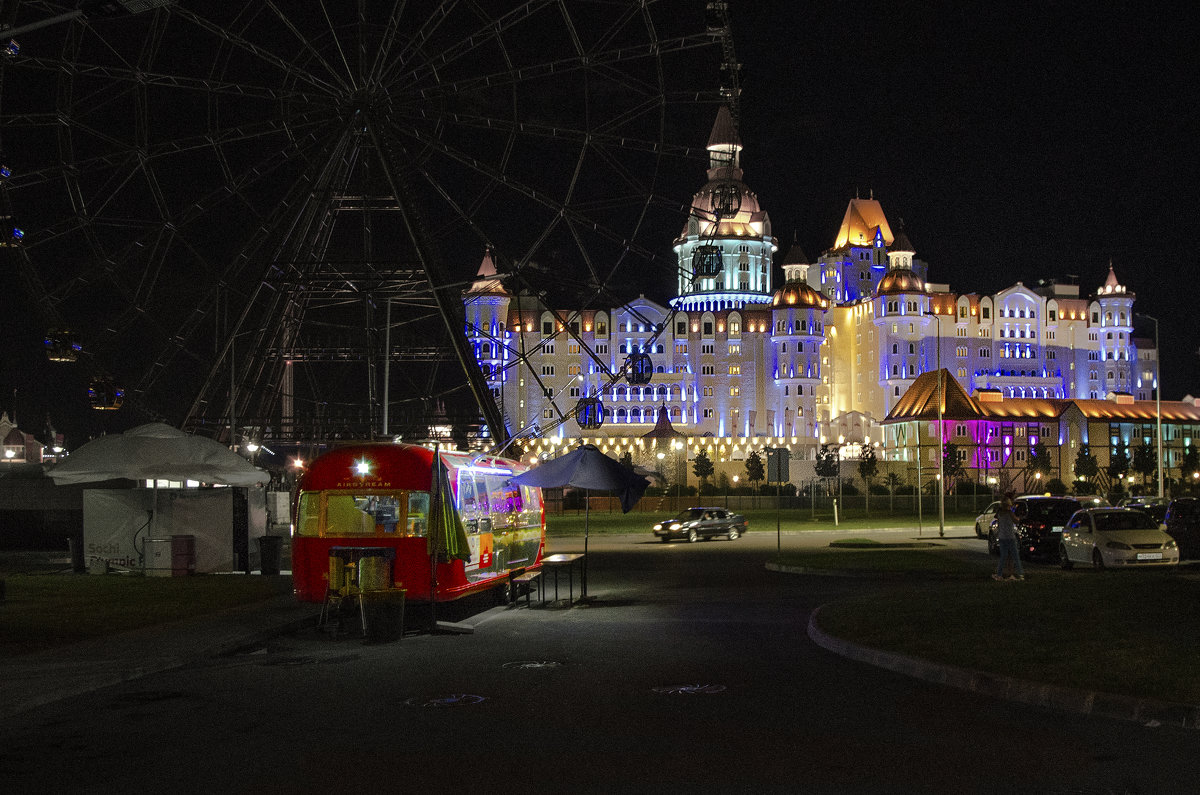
[1059,508,1179,570]
[974,501,1001,539]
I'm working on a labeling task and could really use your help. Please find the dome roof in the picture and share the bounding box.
[875,268,926,296]
[772,279,829,310]
[680,178,766,239]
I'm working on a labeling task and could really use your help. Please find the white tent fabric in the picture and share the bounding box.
[48,423,268,487]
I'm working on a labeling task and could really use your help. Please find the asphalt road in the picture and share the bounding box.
[3,531,1197,794]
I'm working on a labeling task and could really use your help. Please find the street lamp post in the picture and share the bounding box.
[1137,314,1164,499]
[925,310,945,538]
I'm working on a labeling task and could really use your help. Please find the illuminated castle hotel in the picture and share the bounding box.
[464,108,1200,491]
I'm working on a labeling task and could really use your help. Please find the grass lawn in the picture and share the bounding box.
[815,567,1200,704]
[0,573,290,656]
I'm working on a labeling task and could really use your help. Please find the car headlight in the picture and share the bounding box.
[1105,540,1132,550]
[669,523,681,530]
[653,524,662,531]
[1164,539,1177,549]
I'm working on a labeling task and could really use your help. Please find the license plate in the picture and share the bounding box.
[1136,552,1163,561]
[1052,526,1063,533]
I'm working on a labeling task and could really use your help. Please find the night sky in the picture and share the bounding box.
[1,1,1197,448]
[721,0,1199,398]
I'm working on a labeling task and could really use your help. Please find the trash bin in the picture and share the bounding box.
[257,535,283,575]
[361,589,406,643]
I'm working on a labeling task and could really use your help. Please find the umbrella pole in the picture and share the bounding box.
[583,489,589,598]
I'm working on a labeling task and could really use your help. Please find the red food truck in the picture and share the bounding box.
[291,443,544,603]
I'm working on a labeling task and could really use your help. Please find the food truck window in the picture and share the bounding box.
[458,470,490,533]
[325,494,375,536]
[486,475,520,530]
[359,494,403,533]
[296,492,321,537]
[519,485,540,530]
[407,492,429,536]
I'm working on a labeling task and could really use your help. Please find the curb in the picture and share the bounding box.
[807,605,1200,730]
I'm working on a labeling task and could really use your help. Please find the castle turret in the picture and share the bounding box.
[672,105,777,312]
[770,242,829,438]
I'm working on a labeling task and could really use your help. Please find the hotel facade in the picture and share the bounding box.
[464,109,1199,494]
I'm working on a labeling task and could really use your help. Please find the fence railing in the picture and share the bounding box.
[544,491,995,519]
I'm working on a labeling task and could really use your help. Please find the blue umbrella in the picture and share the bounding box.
[512,444,649,512]
[512,444,649,597]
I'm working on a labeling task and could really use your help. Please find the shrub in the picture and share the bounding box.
[1045,478,1069,496]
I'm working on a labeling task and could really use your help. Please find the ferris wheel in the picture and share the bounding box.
[0,0,727,451]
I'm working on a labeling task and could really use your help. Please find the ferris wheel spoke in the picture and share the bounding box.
[14,55,325,105]
[392,119,668,273]
[365,0,410,87]
[397,105,692,160]
[171,7,346,96]
[380,0,492,87]
[397,32,712,100]
[260,0,356,93]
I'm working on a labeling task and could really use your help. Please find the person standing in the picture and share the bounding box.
[993,493,1025,581]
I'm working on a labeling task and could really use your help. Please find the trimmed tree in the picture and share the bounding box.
[942,443,966,490]
[1073,444,1099,487]
[692,449,714,497]
[1181,445,1200,491]
[1107,442,1130,496]
[1027,442,1053,490]
[858,446,878,513]
[815,444,839,490]
[1132,444,1157,493]
[744,450,764,505]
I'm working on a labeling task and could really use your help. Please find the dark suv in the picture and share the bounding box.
[1163,497,1200,560]
[988,495,1082,561]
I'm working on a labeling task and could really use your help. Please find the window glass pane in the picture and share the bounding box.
[407,492,429,536]
[297,492,321,537]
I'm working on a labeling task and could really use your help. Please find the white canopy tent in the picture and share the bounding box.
[47,422,268,487]
[48,423,270,573]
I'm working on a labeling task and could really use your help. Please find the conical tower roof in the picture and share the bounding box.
[883,370,985,422]
[464,249,508,296]
[706,104,742,152]
[642,405,684,439]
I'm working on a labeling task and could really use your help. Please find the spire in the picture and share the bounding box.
[782,231,808,267]
[464,248,508,296]
[706,104,742,175]
[1104,260,1120,289]
[1099,260,1129,296]
[891,220,915,254]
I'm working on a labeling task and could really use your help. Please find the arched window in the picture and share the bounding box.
[616,408,627,420]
